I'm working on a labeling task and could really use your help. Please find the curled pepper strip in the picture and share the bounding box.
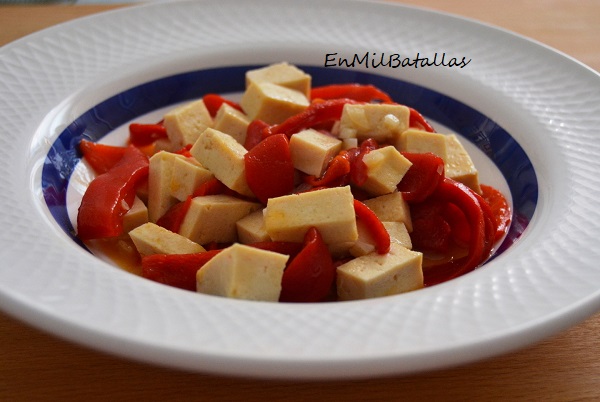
[310,84,393,103]
[353,199,391,254]
[268,98,361,138]
[408,108,435,133]
[77,145,149,240]
[202,93,243,117]
[79,140,128,174]
[398,152,445,202]
[423,178,494,286]
[156,195,193,234]
[304,151,352,187]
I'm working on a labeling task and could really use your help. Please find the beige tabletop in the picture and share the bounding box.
[1,1,599,400]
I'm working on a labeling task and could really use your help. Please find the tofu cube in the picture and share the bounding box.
[190,128,254,197]
[164,99,213,148]
[236,209,271,244]
[396,128,448,162]
[122,196,149,234]
[170,156,214,202]
[240,82,309,125]
[246,62,311,98]
[445,134,482,194]
[179,195,261,244]
[289,129,342,176]
[129,222,205,257]
[338,104,410,142]
[361,146,412,196]
[264,186,358,245]
[363,192,412,232]
[147,151,186,222]
[384,221,412,249]
[196,243,288,301]
[213,103,251,145]
[337,243,423,301]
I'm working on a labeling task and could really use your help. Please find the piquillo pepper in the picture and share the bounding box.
[129,122,168,146]
[77,145,149,240]
[279,227,334,303]
[310,84,393,103]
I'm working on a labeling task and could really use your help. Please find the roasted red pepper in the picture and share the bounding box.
[77,145,149,240]
[244,119,270,150]
[310,84,393,103]
[481,184,512,243]
[349,138,378,186]
[398,152,445,202]
[192,177,228,197]
[410,199,452,254]
[409,108,435,133]
[353,199,391,254]
[156,195,193,233]
[422,178,493,286]
[79,140,127,174]
[244,133,295,204]
[268,98,360,138]
[304,151,352,187]
[141,250,222,291]
[202,93,243,117]
[129,122,168,146]
[280,227,334,303]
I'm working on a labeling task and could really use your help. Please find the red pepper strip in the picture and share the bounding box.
[443,202,471,248]
[77,146,149,240]
[79,139,128,174]
[192,177,228,197]
[398,152,445,202]
[202,93,243,117]
[310,84,394,103]
[244,119,271,150]
[280,227,335,303]
[423,178,488,286]
[353,199,391,254]
[409,108,435,133]
[141,250,222,291]
[156,195,192,233]
[350,138,378,186]
[174,144,193,158]
[481,184,512,243]
[248,241,303,260]
[129,122,168,146]
[304,151,351,187]
[268,98,361,138]
[244,133,295,204]
[410,199,452,253]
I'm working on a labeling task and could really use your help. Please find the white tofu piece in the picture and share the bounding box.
[338,103,410,142]
[147,151,186,222]
[179,195,262,245]
[245,62,311,98]
[236,209,271,244]
[164,99,213,148]
[196,243,288,301]
[360,146,412,196]
[363,192,412,232]
[396,128,449,162]
[190,128,254,198]
[264,186,358,245]
[445,134,482,194]
[384,221,412,249]
[122,196,149,234]
[289,129,342,176]
[170,156,214,202]
[213,103,251,145]
[240,82,309,125]
[129,222,205,257]
[337,243,423,301]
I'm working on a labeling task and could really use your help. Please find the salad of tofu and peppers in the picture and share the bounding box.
[76,62,511,302]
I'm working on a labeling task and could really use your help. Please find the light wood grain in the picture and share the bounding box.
[1,2,599,401]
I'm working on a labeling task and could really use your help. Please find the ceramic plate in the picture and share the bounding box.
[1,0,599,379]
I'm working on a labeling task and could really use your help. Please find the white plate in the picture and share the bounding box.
[1,0,600,380]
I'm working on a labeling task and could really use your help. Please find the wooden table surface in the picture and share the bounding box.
[1,1,599,400]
